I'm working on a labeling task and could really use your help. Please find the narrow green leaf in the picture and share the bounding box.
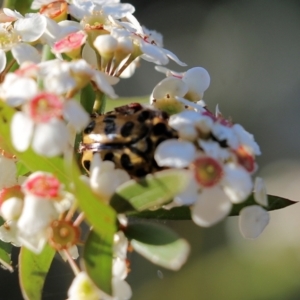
[0,240,12,272]
[71,164,116,237]
[110,169,190,213]
[229,194,297,216]
[16,161,30,176]
[129,194,297,220]
[80,83,95,114]
[19,245,55,300]
[125,222,190,270]
[82,230,113,295]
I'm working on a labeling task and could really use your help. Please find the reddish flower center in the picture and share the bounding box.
[29,92,63,123]
[193,157,223,187]
[235,146,255,173]
[40,0,68,20]
[23,174,61,198]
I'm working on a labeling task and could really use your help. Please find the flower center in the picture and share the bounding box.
[28,92,63,123]
[40,0,68,21]
[48,220,80,250]
[0,26,19,51]
[193,157,223,187]
[23,173,61,198]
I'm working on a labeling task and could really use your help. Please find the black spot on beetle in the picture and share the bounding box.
[84,120,96,134]
[120,121,134,137]
[120,153,134,170]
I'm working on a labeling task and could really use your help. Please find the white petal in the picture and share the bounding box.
[63,100,89,132]
[111,278,132,300]
[154,139,196,168]
[11,112,34,152]
[152,77,188,99]
[17,195,58,237]
[0,156,17,189]
[92,71,118,99]
[32,119,68,157]
[0,49,6,73]
[222,164,253,203]
[102,3,135,19]
[1,197,23,221]
[162,48,187,66]
[3,74,38,106]
[239,205,270,239]
[169,110,210,130]
[192,187,232,227]
[182,67,210,100]
[3,8,23,19]
[11,43,41,64]
[174,176,198,205]
[15,14,47,42]
[254,177,268,206]
[0,220,22,246]
[140,42,169,65]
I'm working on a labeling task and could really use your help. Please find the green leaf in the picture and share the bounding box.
[3,0,34,14]
[80,83,95,114]
[82,230,113,295]
[19,245,55,300]
[129,194,296,220]
[110,169,190,213]
[125,222,190,270]
[16,161,30,176]
[230,194,297,216]
[0,240,12,272]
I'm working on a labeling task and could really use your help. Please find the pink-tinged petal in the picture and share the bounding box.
[11,112,34,152]
[63,100,90,131]
[11,43,41,64]
[0,50,6,73]
[32,119,68,157]
[254,177,268,207]
[15,14,47,42]
[155,139,196,168]
[192,187,232,227]
[152,77,188,99]
[222,163,253,203]
[239,205,270,239]
[162,48,187,66]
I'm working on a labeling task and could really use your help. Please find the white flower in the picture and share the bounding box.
[89,154,130,201]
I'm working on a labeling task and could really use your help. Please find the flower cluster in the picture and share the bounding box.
[0,0,283,299]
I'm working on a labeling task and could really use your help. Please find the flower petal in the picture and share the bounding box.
[11,112,34,152]
[152,77,188,99]
[222,163,253,204]
[32,119,68,156]
[192,187,232,227]
[154,139,196,168]
[239,205,270,239]
[254,177,268,206]
[0,49,6,73]
[11,43,41,64]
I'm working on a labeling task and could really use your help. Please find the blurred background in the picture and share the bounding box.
[2,0,300,299]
